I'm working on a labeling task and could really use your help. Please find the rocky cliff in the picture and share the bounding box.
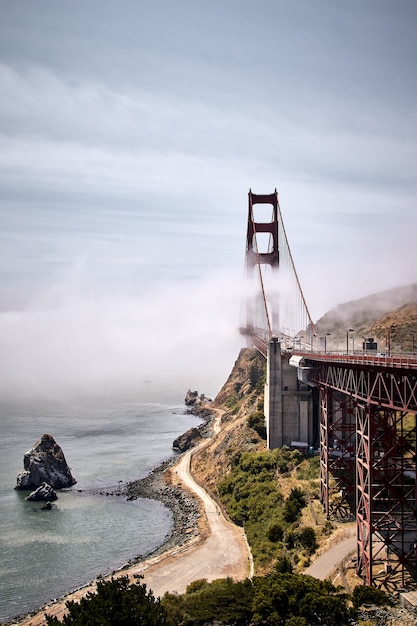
[191,348,267,498]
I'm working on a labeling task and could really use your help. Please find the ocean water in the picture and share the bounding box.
[0,385,205,623]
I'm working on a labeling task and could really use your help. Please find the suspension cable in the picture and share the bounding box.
[276,199,317,338]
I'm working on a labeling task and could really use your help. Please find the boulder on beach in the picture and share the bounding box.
[26,482,58,502]
[173,427,202,452]
[15,433,77,490]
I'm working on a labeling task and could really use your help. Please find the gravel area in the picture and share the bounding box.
[120,406,215,565]
[122,457,202,563]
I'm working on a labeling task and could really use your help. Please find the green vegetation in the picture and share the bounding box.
[247,410,267,439]
[45,576,166,626]
[219,449,317,571]
[249,361,265,392]
[47,573,358,625]
[351,584,394,609]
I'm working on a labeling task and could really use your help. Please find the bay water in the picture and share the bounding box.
[0,384,207,622]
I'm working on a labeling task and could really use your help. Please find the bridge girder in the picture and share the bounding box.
[311,360,417,588]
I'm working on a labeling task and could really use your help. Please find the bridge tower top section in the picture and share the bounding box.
[242,188,317,353]
[245,189,279,276]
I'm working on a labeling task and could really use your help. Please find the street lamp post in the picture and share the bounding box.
[346,329,354,355]
[324,332,331,354]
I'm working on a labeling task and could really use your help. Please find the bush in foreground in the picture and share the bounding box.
[46,572,356,626]
[45,575,166,626]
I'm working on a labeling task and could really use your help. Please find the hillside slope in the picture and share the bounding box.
[192,348,267,499]
[315,283,417,352]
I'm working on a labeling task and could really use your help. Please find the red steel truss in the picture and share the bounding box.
[310,358,417,587]
[320,387,356,519]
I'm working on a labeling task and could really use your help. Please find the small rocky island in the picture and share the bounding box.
[15,433,77,494]
[26,482,58,502]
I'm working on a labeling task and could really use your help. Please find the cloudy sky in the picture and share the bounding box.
[1,1,416,396]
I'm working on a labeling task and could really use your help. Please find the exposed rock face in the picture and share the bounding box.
[173,427,202,452]
[185,389,211,407]
[26,482,58,502]
[15,434,77,490]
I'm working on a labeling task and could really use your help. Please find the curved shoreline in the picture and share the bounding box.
[10,408,214,625]
[121,456,204,564]
[122,406,215,562]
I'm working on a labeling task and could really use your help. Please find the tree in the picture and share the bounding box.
[352,584,392,609]
[164,577,254,626]
[251,573,352,626]
[45,575,167,626]
[247,411,267,439]
[267,522,284,543]
[297,527,318,554]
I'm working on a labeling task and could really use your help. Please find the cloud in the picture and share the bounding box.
[0,0,416,333]
[0,266,244,399]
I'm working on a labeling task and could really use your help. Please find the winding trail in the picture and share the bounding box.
[133,434,252,596]
[14,411,358,625]
[15,412,252,625]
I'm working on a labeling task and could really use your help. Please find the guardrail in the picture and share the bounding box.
[292,351,417,370]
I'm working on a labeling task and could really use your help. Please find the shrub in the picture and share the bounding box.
[45,575,167,625]
[352,584,392,609]
[297,526,318,554]
[267,522,284,542]
[247,411,267,439]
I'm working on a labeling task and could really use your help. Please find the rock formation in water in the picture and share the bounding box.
[185,390,211,407]
[26,482,58,502]
[15,433,77,490]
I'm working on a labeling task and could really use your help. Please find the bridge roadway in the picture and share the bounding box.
[295,351,417,370]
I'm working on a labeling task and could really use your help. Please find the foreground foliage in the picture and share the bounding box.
[46,571,359,625]
[45,576,166,626]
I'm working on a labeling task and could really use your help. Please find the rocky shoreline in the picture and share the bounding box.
[10,402,215,625]
[122,457,201,564]
[119,404,215,566]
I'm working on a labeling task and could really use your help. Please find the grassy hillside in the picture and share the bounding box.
[192,348,342,577]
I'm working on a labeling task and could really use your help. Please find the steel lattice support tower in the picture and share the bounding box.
[310,358,417,587]
[320,387,356,519]
[357,404,417,586]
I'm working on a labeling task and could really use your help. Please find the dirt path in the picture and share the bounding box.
[14,412,251,625]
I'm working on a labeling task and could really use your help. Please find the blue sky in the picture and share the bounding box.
[0,0,416,395]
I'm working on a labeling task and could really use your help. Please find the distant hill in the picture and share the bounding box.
[315,283,417,353]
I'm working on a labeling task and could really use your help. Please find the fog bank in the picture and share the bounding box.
[0,270,243,400]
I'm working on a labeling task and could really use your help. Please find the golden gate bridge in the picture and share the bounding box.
[240,189,417,588]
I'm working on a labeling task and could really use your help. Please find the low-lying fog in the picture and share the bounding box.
[0,270,244,400]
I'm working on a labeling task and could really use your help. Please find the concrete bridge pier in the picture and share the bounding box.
[265,336,313,450]
[265,337,283,449]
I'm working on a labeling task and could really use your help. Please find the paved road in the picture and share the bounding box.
[305,528,356,580]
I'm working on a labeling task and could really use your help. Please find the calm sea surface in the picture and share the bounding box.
[0,384,205,622]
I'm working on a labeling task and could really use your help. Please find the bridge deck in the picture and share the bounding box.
[293,351,417,370]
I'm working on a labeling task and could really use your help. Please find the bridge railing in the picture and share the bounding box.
[292,350,417,370]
